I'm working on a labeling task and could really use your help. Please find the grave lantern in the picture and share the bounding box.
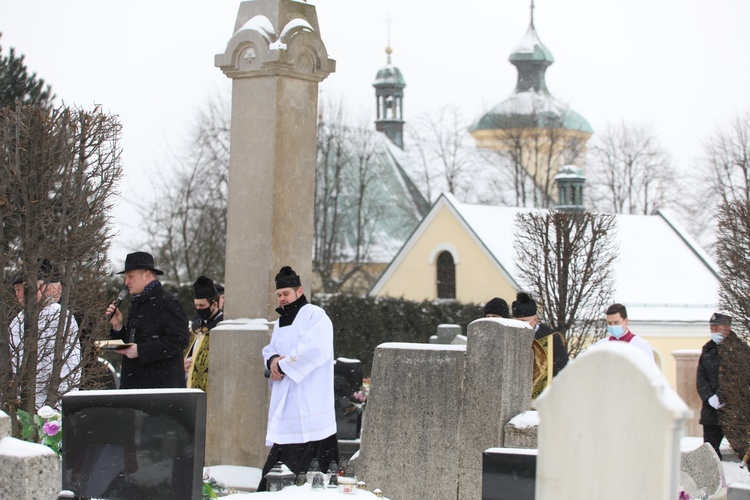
[264,462,295,492]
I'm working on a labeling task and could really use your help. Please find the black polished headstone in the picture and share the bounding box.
[333,357,363,439]
[62,389,206,500]
[482,447,537,500]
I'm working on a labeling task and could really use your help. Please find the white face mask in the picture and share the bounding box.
[607,325,625,339]
[711,333,725,345]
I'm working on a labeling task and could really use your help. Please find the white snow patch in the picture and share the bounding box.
[508,411,539,429]
[0,436,56,457]
[485,447,538,456]
[378,342,466,352]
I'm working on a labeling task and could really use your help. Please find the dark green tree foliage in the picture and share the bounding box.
[0,104,121,423]
[0,36,54,108]
[313,294,480,376]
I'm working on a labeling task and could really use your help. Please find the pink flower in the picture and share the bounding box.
[42,421,61,436]
[353,390,366,402]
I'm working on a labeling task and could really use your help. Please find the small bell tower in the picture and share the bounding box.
[373,45,406,149]
[554,165,586,211]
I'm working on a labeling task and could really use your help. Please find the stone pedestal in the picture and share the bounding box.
[458,318,534,500]
[673,349,702,437]
[205,320,271,467]
[215,0,335,320]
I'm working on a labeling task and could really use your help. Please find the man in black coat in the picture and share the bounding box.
[106,252,189,389]
[696,311,735,459]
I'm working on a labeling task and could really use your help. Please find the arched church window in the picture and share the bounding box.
[436,251,456,299]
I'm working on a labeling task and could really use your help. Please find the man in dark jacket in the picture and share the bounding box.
[696,311,734,459]
[106,252,189,389]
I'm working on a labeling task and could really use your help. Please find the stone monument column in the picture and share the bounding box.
[207,0,334,470]
[215,0,335,320]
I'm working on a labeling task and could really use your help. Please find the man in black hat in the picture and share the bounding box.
[696,311,739,459]
[512,292,568,397]
[184,276,223,392]
[257,266,339,491]
[106,251,189,389]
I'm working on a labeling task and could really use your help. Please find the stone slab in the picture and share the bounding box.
[458,318,534,500]
[0,410,10,439]
[728,483,750,500]
[504,411,539,449]
[357,342,466,500]
[680,442,723,498]
[482,447,536,500]
[534,342,691,499]
[0,436,60,500]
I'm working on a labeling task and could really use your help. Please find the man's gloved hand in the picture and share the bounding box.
[708,394,724,410]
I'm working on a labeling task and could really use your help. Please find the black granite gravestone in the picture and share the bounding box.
[62,389,206,500]
[333,357,363,440]
[482,447,537,500]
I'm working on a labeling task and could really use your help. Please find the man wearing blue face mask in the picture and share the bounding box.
[696,311,733,459]
[594,303,655,362]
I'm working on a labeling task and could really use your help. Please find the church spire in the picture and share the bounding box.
[509,5,554,94]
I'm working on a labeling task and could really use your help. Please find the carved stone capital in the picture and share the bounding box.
[215,0,336,81]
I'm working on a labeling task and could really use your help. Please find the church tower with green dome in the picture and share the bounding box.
[469,2,592,206]
[373,46,406,149]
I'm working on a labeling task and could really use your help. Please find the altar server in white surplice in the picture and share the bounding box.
[257,266,339,492]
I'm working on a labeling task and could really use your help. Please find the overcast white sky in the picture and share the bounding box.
[1,0,749,264]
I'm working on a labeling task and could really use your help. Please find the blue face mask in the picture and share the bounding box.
[711,333,725,345]
[607,325,625,339]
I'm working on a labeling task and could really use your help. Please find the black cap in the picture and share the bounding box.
[11,259,61,285]
[193,276,218,299]
[484,297,509,318]
[215,283,224,295]
[512,292,537,317]
[116,252,163,275]
[275,266,301,289]
[709,312,732,325]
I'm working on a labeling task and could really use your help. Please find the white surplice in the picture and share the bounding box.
[262,303,336,446]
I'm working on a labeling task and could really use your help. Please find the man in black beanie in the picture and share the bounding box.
[184,276,224,392]
[258,266,339,491]
[484,297,510,318]
[512,291,568,397]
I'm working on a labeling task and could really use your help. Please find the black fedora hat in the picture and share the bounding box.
[117,252,164,275]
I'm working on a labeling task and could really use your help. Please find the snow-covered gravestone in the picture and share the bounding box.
[534,342,691,500]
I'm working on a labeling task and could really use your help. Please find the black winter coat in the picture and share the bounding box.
[111,281,189,389]
[696,337,722,425]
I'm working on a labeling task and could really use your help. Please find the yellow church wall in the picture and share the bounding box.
[374,204,517,305]
[636,331,707,390]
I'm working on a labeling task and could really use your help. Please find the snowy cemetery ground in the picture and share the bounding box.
[205,437,750,499]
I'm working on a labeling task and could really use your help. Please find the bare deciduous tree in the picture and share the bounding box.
[0,104,121,426]
[406,106,479,202]
[140,96,229,284]
[514,210,619,356]
[314,106,383,293]
[587,122,674,215]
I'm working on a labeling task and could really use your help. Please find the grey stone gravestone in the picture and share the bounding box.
[680,442,723,498]
[728,483,750,500]
[62,389,206,500]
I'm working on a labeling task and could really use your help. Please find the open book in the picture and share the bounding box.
[95,339,134,350]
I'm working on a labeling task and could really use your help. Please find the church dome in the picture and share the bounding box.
[469,23,591,135]
[374,46,406,88]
